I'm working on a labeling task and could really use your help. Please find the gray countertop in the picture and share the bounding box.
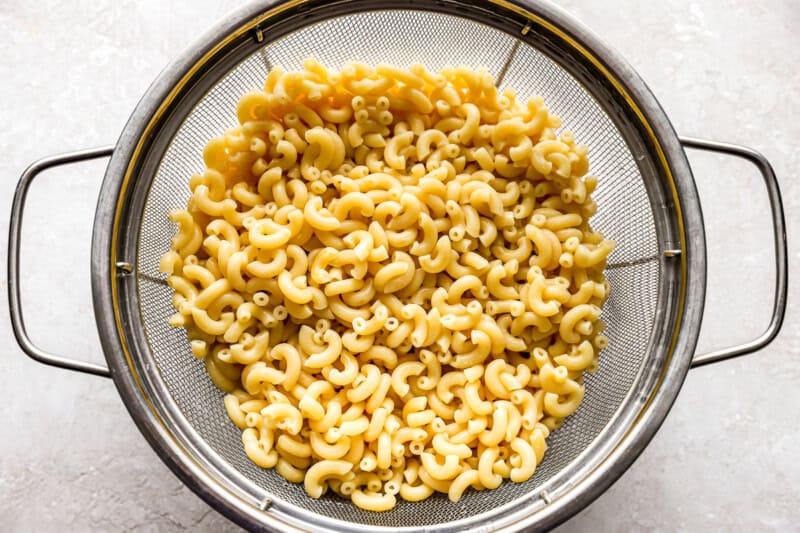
[1,1,797,531]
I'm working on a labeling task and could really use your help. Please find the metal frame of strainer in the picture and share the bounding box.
[8,0,787,531]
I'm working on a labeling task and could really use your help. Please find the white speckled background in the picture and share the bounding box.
[1,1,797,531]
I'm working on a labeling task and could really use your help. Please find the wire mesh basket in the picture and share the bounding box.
[8,0,787,531]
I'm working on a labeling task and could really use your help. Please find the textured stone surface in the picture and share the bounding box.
[1,1,797,531]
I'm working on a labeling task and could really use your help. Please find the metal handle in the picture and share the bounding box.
[8,146,115,378]
[681,137,788,368]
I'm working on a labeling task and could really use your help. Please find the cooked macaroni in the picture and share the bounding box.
[162,60,614,511]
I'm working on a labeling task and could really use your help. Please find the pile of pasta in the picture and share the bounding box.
[160,60,614,512]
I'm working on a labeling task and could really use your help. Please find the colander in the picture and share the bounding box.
[8,0,788,531]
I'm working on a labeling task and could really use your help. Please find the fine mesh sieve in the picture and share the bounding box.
[123,4,684,529]
[8,0,787,532]
[135,7,663,529]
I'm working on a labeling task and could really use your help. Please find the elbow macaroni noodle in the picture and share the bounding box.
[163,60,614,512]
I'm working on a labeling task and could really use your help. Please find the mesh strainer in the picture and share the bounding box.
[8,0,788,531]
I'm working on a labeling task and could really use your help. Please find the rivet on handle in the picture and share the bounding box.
[116,261,134,274]
[254,25,265,43]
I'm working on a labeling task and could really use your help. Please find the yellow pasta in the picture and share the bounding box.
[164,61,614,512]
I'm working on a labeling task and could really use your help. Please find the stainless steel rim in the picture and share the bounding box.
[90,0,705,530]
